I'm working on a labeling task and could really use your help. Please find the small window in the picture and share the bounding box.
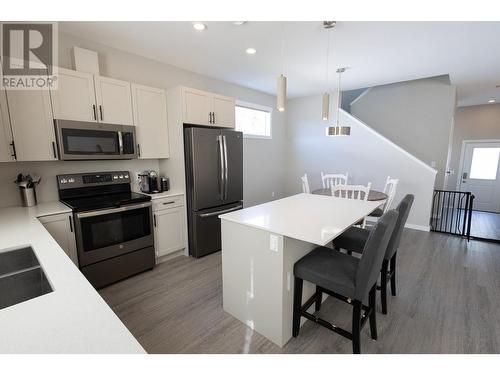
[469,147,500,180]
[235,101,272,139]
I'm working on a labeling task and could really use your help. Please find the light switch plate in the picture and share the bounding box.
[269,234,279,252]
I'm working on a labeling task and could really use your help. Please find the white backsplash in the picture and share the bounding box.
[0,159,163,208]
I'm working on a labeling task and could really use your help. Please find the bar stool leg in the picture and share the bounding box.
[352,300,362,354]
[369,285,377,340]
[293,277,303,337]
[315,286,322,311]
[380,259,389,315]
[390,252,397,296]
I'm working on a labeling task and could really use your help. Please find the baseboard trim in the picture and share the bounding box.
[365,219,430,232]
[405,223,430,232]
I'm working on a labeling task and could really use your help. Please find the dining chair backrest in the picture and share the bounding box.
[384,194,414,260]
[354,209,398,303]
[321,172,348,189]
[331,183,372,201]
[382,176,399,213]
[301,174,310,194]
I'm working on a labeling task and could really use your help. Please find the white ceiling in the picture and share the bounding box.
[60,21,500,107]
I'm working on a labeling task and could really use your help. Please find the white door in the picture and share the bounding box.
[94,76,134,125]
[131,84,170,159]
[6,89,57,161]
[183,88,212,126]
[459,141,500,212]
[212,95,235,128]
[51,68,97,122]
[0,89,15,162]
[154,207,186,257]
[39,213,79,266]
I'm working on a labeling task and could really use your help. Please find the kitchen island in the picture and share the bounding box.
[0,202,145,354]
[219,193,384,347]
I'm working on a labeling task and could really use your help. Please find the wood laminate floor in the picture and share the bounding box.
[99,229,500,354]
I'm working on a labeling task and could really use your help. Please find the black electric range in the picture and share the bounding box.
[57,171,155,289]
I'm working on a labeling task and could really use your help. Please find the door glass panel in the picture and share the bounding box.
[62,128,119,154]
[469,147,500,180]
[79,207,151,251]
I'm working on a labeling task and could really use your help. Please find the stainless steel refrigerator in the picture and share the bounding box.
[184,126,243,258]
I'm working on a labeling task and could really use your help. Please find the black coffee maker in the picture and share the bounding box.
[138,170,159,194]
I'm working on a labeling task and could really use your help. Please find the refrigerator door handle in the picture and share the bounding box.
[223,135,229,200]
[217,135,225,200]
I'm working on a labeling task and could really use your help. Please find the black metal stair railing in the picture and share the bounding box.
[430,190,474,240]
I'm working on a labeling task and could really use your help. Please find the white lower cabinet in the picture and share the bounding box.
[39,213,79,266]
[152,196,187,258]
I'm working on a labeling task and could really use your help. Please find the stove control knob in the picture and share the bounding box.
[113,175,118,180]
[124,174,129,179]
[68,178,75,183]
[119,175,124,179]
[60,178,67,184]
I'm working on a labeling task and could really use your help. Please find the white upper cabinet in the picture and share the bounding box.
[94,76,134,125]
[0,89,15,162]
[51,68,97,122]
[212,94,235,128]
[181,87,235,128]
[6,88,57,161]
[131,83,170,159]
[183,87,213,126]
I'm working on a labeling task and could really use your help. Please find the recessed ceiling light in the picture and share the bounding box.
[192,22,206,31]
[246,48,257,55]
[488,99,496,103]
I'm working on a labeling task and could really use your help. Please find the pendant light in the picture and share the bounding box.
[322,21,335,121]
[277,24,287,112]
[326,67,351,137]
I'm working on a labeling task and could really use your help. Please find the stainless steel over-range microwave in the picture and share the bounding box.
[54,120,137,160]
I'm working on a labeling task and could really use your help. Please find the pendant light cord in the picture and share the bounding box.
[281,23,285,74]
[337,70,342,125]
[325,28,331,92]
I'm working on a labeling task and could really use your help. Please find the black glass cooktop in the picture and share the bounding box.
[61,192,151,212]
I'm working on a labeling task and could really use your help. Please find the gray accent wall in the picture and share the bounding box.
[446,103,500,190]
[350,75,456,188]
[285,95,436,229]
[0,32,287,208]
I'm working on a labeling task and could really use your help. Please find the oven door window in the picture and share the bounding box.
[62,128,120,155]
[79,207,151,252]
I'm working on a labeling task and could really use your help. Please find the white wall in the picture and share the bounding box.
[285,95,437,229]
[0,32,286,208]
[446,103,500,190]
[350,75,456,188]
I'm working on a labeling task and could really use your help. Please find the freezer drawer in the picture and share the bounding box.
[189,203,243,258]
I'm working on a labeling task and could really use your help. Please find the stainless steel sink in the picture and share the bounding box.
[0,246,53,309]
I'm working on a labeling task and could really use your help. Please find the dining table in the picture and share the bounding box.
[312,188,388,201]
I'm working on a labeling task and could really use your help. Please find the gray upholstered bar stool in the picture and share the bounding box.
[332,194,414,314]
[292,210,398,354]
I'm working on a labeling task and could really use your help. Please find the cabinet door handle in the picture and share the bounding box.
[162,201,175,205]
[209,112,212,124]
[10,141,17,159]
[92,104,97,120]
[52,141,58,159]
[213,112,216,124]
[69,215,73,232]
[137,143,141,157]
[153,214,157,227]
[99,105,103,121]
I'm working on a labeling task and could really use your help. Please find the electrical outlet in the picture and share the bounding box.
[271,191,275,198]
[269,234,279,252]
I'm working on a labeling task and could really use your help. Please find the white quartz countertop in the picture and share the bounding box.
[219,193,384,246]
[0,202,145,354]
[137,190,184,200]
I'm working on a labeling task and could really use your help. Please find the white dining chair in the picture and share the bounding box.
[369,176,399,218]
[331,183,372,228]
[321,172,348,189]
[301,173,311,194]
